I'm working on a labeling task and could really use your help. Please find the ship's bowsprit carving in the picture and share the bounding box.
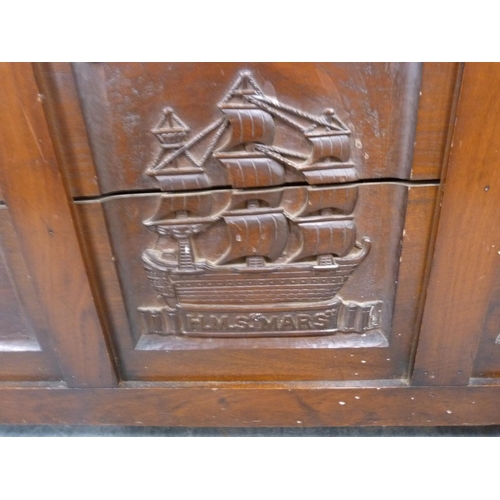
[139,70,382,339]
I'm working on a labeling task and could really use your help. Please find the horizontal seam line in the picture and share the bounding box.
[73,178,441,203]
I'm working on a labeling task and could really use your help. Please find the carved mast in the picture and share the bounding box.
[145,109,226,270]
[214,71,288,268]
[144,193,215,271]
[146,107,227,191]
[143,108,225,271]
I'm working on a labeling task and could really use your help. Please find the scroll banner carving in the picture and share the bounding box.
[138,301,382,338]
[139,70,382,339]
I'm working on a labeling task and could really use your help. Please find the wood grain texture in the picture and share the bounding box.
[412,63,500,386]
[471,256,500,378]
[0,354,59,382]
[72,63,422,195]
[390,185,438,378]
[25,62,463,200]
[0,63,117,387]
[5,62,496,427]
[0,207,42,351]
[0,384,499,426]
[411,63,462,180]
[26,63,456,200]
[79,185,404,381]
[32,63,99,197]
[0,202,61,380]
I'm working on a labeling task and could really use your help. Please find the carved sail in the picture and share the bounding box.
[282,186,358,217]
[215,72,285,189]
[216,104,284,188]
[216,155,285,188]
[229,189,283,211]
[299,124,357,184]
[144,192,214,227]
[218,210,289,264]
[307,134,351,163]
[245,94,357,186]
[298,166,357,185]
[291,218,356,262]
[219,108,275,150]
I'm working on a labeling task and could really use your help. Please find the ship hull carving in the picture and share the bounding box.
[139,70,382,340]
[143,238,369,305]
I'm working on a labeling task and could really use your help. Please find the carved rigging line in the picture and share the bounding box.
[147,117,228,174]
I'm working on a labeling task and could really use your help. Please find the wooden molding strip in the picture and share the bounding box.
[0,63,117,387]
[0,384,499,426]
[412,63,500,385]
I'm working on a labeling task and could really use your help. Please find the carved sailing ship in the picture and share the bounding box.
[139,71,380,338]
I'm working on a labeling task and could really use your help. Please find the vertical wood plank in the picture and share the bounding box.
[0,63,117,387]
[411,63,462,180]
[412,63,500,385]
[33,62,100,198]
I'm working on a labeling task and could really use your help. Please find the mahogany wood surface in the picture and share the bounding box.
[32,62,457,199]
[72,63,423,192]
[0,384,498,427]
[413,63,500,386]
[471,259,500,378]
[411,63,462,181]
[0,63,116,387]
[0,207,44,352]
[74,184,437,382]
[2,61,500,427]
[33,62,99,198]
[67,63,441,385]
[0,206,61,381]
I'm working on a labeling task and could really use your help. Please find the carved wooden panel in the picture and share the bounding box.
[71,63,428,196]
[101,182,398,342]
[138,70,382,342]
[34,63,461,199]
[66,64,443,381]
